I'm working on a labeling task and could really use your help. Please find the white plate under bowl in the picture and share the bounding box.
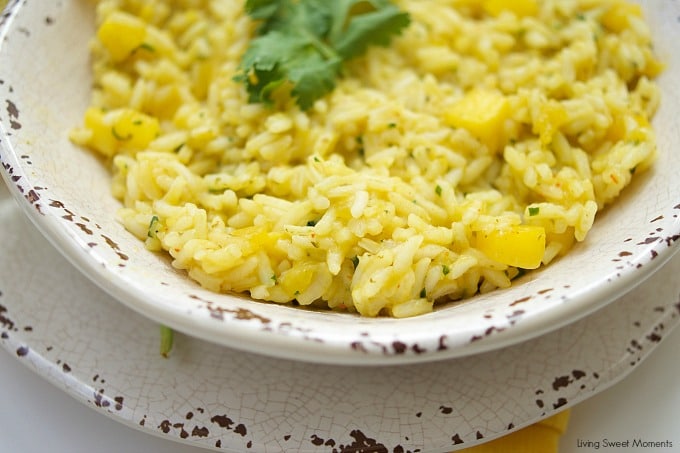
[1,183,680,452]
[0,0,679,365]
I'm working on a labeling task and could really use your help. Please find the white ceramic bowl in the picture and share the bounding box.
[1,0,679,365]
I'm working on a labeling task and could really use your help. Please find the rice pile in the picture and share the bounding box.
[71,0,662,317]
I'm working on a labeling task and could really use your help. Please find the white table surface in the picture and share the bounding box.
[0,322,678,453]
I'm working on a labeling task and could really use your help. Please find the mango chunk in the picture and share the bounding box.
[446,89,510,152]
[600,1,642,33]
[97,12,147,62]
[83,107,160,156]
[112,109,161,150]
[476,225,546,269]
[483,0,539,18]
[279,262,316,297]
[83,108,118,156]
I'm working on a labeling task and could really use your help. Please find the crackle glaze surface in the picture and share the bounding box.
[1,0,679,365]
[1,183,680,452]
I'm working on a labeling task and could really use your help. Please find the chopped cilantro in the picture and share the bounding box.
[237,0,411,110]
[147,215,160,238]
[137,43,156,53]
[111,126,131,141]
[528,206,540,216]
[160,325,174,358]
[442,264,450,276]
[351,255,360,269]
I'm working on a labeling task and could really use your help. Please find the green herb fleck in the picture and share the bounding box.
[419,288,426,298]
[147,215,160,238]
[351,255,360,269]
[357,137,365,155]
[306,219,318,227]
[237,0,411,110]
[442,264,450,276]
[111,126,131,141]
[528,206,540,216]
[138,42,156,53]
[435,185,443,196]
[160,325,174,358]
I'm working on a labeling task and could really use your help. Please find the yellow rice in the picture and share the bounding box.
[71,0,662,317]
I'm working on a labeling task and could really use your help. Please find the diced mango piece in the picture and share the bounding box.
[83,108,118,156]
[97,12,147,62]
[230,226,281,255]
[82,107,159,156]
[446,89,510,152]
[476,225,546,269]
[483,0,539,18]
[534,101,569,146]
[279,262,316,297]
[111,109,160,150]
[600,1,642,33]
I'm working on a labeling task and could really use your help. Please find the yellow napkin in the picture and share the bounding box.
[459,410,570,453]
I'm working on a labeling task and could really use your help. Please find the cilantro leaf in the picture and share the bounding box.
[328,1,412,59]
[288,53,342,110]
[238,0,410,109]
[244,0,282,22]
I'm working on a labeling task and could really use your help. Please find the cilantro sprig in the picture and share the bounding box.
[237,0,411,110]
